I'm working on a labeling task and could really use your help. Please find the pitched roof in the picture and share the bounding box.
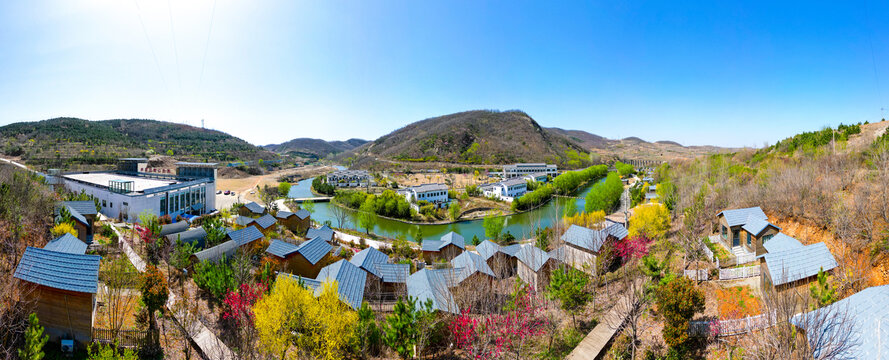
[43,234,87,254]
[762,233,803,254]
[407,269,460,314]
[296,237,333,265]
[790,285,889,359]
[227,226,264,246]
[498,178,528,187]
[375,263,410,283]
[516,245,553,272]
[501,244,522,257]
[717,207,768,227]
[266,239,300,258]
[450,251,495,283]
[475,240,501,260]
[561,225,608,253]
[234,216,255,227]
[294,209,311,220]
[192,240,239,263]
[275,210,293,219]
[423,232,466,252]
[407,183,448,193]
[276,273,322,291]
[741,216,781,237]
[604,222,629,240]
[14,247,101,293]
[56,205,89,227]
[159,221,190,237]
[243,202,266,214]
[253,214,278,229]
[61,201,98,216]
[350,247,389,278]
[763,242,838,286]
[548,245,594,270]
[315,260,367,309]
[306,225,334,242]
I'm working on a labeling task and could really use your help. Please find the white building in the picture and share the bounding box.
[326,170,371,187]
[60,159,217,221]
[400,183,450,208]
[484,178,527,202]
[522,172,550,183]
[502,163,558,179]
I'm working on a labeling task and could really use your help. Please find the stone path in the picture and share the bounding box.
[110,223,236,360]
[566,284,637,360]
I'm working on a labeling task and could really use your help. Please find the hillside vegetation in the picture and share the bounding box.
[359,110,592,167]
[0,118,277,169]
[263,137,368,159]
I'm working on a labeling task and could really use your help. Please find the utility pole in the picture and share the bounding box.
[201,119,205,129]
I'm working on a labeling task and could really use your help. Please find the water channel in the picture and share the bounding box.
[289,175,609,241]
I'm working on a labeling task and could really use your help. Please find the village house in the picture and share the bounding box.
[265,237,334,278]
[55,201,98,244]
[239,202,267,217]
[286,259,369,310]
[548,245,595,272]
[475,240,521,278]
[326,169,371,188]
[399,183,450,209]
[421,231,465,262]
[502,163,558,179]
[374,263,410,296]
[247,213,278,235]
[560,222,628,258]
[516,245,560,292]
[14,236,100,345]
[306,225,335,244]
[350,247,390,284]
[760,238,837,296]
[406,268,460,314]
[275,209,311,234]
[449,251,496,303]
[715,207,781,258]
[190,226,264,263]
[483,178,528,202]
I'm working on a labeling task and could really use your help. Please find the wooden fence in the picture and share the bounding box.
[702,243,715,262]
[683,269,710,281]
[719,265,761,280]
[689,312,777,337]
[92,328,154,348]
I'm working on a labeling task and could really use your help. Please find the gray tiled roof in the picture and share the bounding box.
[741,216,780,237]
[450,251,495,283]
[498,178,528,187]
[375,263,410,283]
[227,226,263,247]
[277,273,322,291]
[605,222,629,240]
[61,201,98,216]
[762,233,803,254]
[193,240,239,263]
[159,221,189,236]
[315,260,367,310]
[423,232,465,252]
[297,237,332,265]
[294,209,311,219]
[253,214,278,229]
[790,285,889,359]
[717,207,768,227]
[43,234,87,254]
[350,247,389,278]
[501,244,522,257]
[234,216,255,227]
[516,245,552,272]
[475,240,501,260]
[243,202,266,214]
[14,247,100,293]
[406,183,448,193]
[275,211,293,219]
[407,269,459,314]
[763,242,838,286]
[56,205,89,228]
[165,227,207,247]
[306,225,334,242]
[266,239,300,258]
[561,224,609,253]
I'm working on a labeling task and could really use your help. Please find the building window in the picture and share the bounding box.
[721,225,727,239]
[747,233,752,246]
[102,200,107,208]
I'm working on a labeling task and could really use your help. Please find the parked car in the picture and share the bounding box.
[230,192,236,196]
[216,190,222,194]
[224,190,231,195]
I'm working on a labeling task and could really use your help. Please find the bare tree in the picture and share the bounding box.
[103,256,139,338]
[609,270,650,359]
[330,201,349,229]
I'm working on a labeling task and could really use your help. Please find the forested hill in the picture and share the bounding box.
[0,118,277,169]
[357,110,590,166]
[263,138,369,159]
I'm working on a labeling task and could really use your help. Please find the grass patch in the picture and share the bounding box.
[703,237,730,263]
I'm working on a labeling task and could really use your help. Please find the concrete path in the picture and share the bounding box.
[566,286,636,360]
[110,223,236,360]
[334,230,391,249]
[272,199,292,213]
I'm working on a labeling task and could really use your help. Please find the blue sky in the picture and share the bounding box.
[0,1,887,147]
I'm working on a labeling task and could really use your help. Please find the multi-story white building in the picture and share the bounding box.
[502,163,558,179]
[484,178,527,202]
[60,159,217,221]
[326,170,371,187]
[400,183,450,208]
[522,172,550,183]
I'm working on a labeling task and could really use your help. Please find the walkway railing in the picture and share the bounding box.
[683,269,710,281]
[719,265,761,280]
[690,311,777,337]
[92,328,154,348]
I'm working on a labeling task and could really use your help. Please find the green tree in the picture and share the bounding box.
[563,200,577,218]
[202,218,228,247]
[277,182,292,198]
[448,202,461,221]
[87,343,138,359]
[483,214,504,241]
[302,199,315,213]
[471,234,481,246]
[382,296,436,359]
[358,199,376,234]
[535,227,550,251]
[546,267,591,329]
[19,313,48,360]
[354,302,382,358]
[655,277,704,354]
[413,228,423,245]
[809,268,837,309]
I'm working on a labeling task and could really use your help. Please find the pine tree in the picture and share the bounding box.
[19,313,48,360]
[809,267,837,309]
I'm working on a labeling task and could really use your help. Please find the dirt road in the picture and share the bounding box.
[216,164,337,203]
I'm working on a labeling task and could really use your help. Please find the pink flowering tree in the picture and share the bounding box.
[222,282,266,353]
[615,235,651,262]
[449,288,548,359]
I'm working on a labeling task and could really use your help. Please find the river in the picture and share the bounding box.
[288,177,604,242]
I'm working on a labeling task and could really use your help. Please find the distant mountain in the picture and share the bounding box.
[0,117,277,169]
[263,138,369,159]
[655,140,683,146]
[547,127,731,161]
[358,110,587,165]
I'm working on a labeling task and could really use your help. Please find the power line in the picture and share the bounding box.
[199,0,219,90]
[133,0,167,91]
